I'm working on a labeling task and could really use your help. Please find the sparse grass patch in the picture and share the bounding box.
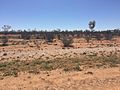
[73,63,82,71]
[63,68,70,72]
[0,54,120,78]
[40,61,54,71]
[0,63,7,68]
[107,44,113,47]
[101,54,120,67]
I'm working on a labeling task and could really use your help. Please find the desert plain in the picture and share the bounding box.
[0,38,120,90]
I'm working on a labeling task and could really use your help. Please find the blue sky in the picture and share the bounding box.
[0,0,120,30]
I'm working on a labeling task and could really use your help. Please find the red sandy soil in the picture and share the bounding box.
[0,39,120,90]
[0,67,120,90]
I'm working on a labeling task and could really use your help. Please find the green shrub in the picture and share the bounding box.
[61,37,73,47]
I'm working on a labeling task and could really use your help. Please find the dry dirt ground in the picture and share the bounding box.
[0,43,120,90]
[0,44,120,62]
[0,68,120,90]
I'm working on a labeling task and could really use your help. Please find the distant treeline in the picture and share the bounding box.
[0,29,120,41]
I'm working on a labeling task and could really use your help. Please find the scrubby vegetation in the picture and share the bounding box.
[61,36,73,47]
[0,25,120,47]
[0,54,120,77]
